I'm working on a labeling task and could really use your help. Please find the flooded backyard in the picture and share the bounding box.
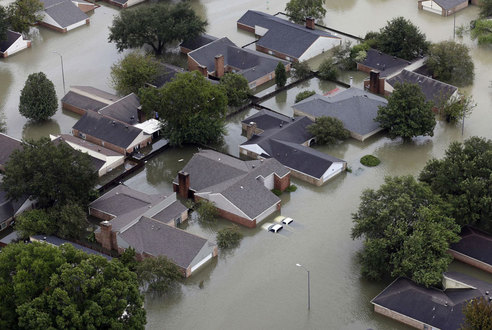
[1,0,492,329]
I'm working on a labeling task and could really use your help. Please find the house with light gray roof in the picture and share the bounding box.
[418,0,476,16]
[38,0,95,33]
[173,149,291,228]
[292,88,387,142]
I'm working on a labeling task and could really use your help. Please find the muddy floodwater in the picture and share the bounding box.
[1,0,492,329]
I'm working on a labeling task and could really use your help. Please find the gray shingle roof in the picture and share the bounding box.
[237,10,339,59]
[372,272,492,329]
[188,37,286,83]
[433,0,468,10]
[119,216,209,269]
[0,30,23,53]
[450,226,492,267]
[70,86,118,103]
[387,70,458,105]
[98,93,140,125]
[0,133,22,167]
[61,91,109,112]
[151,201,187,224]
[150,63,185,88]
[359,49,411,77]
[180,34,218,52]
[32,235,113,260]
[56,134,122,157]
[72,111,142,149]
[292,88,387,136]
[43,0,88,28]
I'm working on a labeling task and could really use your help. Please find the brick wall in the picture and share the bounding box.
[188,56,200,73]
[62,102,87,115]
[289,169,323,186]
[89,207,115,221]
[274,173,290,191]
[374,304,427,329]
[38,21,67,33]
[448,250,492,274]
[236,22,255,33]
[195,195,256,228]
[357,63,373,74]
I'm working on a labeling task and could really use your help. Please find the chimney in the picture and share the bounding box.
[369,70,381,95]
[198,65,208,77]
[305,17,315,30]
[246,121,257,140]
[214,54,225,78]
[99,221,113,250]
[178,171,190,199]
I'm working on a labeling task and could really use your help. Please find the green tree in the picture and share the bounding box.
[16,208,56,238]
[140,71,227,146]
[219,73,250,106]
[478,0,492,18]
[471,19,492,45]
[0,113,6,133]
[367,17,429,60]
[307,116,350,145]
[437,94,476,123]
[19,72,58,121]
[7,0,43,35]
[426,41,474,86]
[195,199,219,223]
[295,90,316,103]
[135,256,182,293]
[419,137,492,231]
[351,176,460,287]
[119,247,138,271]
[376,82,435,140]
[285,0,326,24]
[217,225,243,249]
[0,6,8,42]
[275,62,287,87]
[111,52,159,96]
[0,242,146,329]
[318,57,339,81]
[1,138,98,209]
[461,297,492,330]
[51,203,88,239]
[108,2,207,56]
[332,41,355,70]
[291,61,312,80]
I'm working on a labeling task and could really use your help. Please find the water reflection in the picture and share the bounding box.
[22,119,60,141]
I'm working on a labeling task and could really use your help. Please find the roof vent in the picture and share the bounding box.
[260,159,263,163]
[130,116,135,120]
[125,126,129,129]
[279,123,283,127]
[292,117,295,121]
[489,297,492,302]
[486,291,489,295]
[393,56,396,60]
[252,165,255,168]
[218,158,221,161]
[112,121,116,126]
[43,236,47,240]
[240,186,243,189]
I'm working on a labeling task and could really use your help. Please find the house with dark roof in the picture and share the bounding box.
[98,93,140,125]
[0,231,19,247]
[372,272,492,329]
[292,88,387,142]
[31,235,113,260]
[357,49,411,77]
[90,184,215,277]
[0,30,31,58]
[0,133,22,172]
[173,149,291,228]
[240,110,346,186]
[449,226,492,274]
[61,85,118,115]
[71,111,152,155]
[101,0,145,9]
[418,0,478,16]
[187,37,290,88]
[180,34,218,54]
[50,134,124,176]
[38,0,95,33]
[237,10,341,62]
[147,63,185,89]
[0,176,33,231]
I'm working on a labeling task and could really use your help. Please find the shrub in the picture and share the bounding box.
[216,225,243,249]
[285,184,298,192]
[271,188,282,196]
[318,57,339,81]
[307,116,350,145]
[275,62,287,87]
[360,155,380,167]
[295,90,316,103]
[291,61,312,80]
[195,199,219,222]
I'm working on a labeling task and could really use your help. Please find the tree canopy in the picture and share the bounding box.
[471,19,492,45]
[0,6,8,42]
[1,138,98,209]
[195,199,219,223]
[351,176,460,287]
[479,0,492,18]
[285,0,326,24]
[111,52,159,96]
[291,61,312,80]
[376,82,435,140]
[437,94,476,123]
[461,297,492,330]
[0,242,146,329]
[419,136,492,231]
[139,71,227,146]
[217,225,243,249]
[108,2,207,55]
[275,62,287,87]
[426,41,474,86]
[135,256,182,293]
[317,57,339,81]
[7,0,43,35]
[307,116,350,145]
[366,17,429,60]
[219,73,250,106]
[19,72,58,121]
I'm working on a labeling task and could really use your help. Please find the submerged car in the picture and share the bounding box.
[268,224,283,233]
[281,217,294,225]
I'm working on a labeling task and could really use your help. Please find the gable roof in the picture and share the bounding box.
[180,33,218,52]
[433,0,468,10]
[98,93,140,125]
[41,0,89,28]
[150,63,185,88]
[450,226,492,267]
[188,37,287,83]
[359,49,411,77]
[387,69,458,105]
[292,88,387,136]
[237,10,339,58]
[372,272,492,329]
[0,133,22,167]
[70,86,119,103]
[0,30,23,53]
[119,216,209,269]
[61,91,109,112]
[151,201,187,224]
[72,111,142,149]
[54,134,123,157]
[32,235,113,260]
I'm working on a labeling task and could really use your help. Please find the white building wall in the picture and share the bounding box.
[65,19,88,32]
[189,244,215,274]
[126,0,146,7]
[256,203,278,223]
[5,36,30,56]
[299,37,342,61]
[322,162,345,181]
[262,174,274,190]
[421,1,443,14]
[240,144,268,156]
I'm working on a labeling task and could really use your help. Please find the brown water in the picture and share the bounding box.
[1,0,492,329]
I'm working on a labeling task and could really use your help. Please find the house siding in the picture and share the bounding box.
[236,22,255,33]
[0,36,31,58]
[195,194,257,228]
[89,207,115,221]
[448,249,492,274]
[62,102,88,115]
[374,304,430,329]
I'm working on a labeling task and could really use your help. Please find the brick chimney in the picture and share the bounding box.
[246,121,257,139]
[99,221,113,250]
[306,17,315,30]
[178,171,190,198]
[198,65,208,77]
[369,70,381,95]
[214,54,225,78]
